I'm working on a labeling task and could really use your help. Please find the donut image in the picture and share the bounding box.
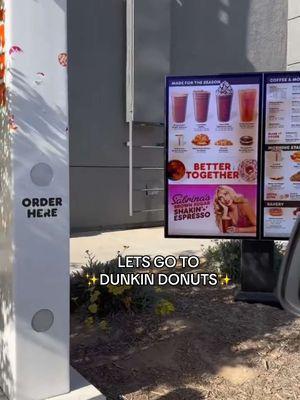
[167,160,186,181]
[240,136,253,146]
[269,208,283,217]
[58,52,68,67]
[238,159,257,182]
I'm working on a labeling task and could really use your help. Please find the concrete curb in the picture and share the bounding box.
[0,368,106,400]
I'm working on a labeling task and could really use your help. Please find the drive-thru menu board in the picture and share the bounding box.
[166,74,262,239]
[262,72,300,239]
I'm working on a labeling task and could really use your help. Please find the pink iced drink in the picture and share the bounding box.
[172,93,188,123]
[193,90,210,122]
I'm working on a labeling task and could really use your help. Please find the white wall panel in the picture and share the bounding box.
[0,0,70,399]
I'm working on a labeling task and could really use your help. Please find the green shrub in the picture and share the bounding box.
[203,240,287,283]
[203,240,241,282]
[70,251,159,320]
[274,241,287,276]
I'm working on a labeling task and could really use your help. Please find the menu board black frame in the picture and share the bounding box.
[261,71,300,240]
[165,72,263,240]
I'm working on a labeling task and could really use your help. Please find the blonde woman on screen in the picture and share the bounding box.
[213,185,256,234]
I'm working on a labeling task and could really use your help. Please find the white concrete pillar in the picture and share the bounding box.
[0,0,70,399]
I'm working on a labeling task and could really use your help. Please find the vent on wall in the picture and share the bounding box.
[126,0,169,216]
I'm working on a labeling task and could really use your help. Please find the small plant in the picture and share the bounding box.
[70,250,159,320]
[84,316,94,328]
[99,320,109,331]
[155,299,175,316]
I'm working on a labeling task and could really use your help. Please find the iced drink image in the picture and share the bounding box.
[239,89,257,122]
[216,81,233,122]
[222,217,233,233]
[172,93,188,123]
[193,90,210,123]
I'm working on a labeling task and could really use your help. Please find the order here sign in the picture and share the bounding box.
[165,71,300,240]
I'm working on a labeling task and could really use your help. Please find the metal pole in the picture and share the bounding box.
[126,0,134,216]
[129,120,133,216]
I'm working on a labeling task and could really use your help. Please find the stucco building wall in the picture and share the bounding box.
[68,0,288,233]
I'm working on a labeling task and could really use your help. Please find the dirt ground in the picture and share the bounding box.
[71,285,300,400]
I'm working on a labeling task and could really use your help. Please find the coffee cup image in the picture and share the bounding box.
[213,186,256,234]
[216,81,233,122]
[193,90,210,122]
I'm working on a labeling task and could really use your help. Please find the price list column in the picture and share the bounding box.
[262,72,300,239]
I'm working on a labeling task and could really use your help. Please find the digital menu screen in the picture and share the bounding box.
[262,72,300,239]
[166,74,262,239]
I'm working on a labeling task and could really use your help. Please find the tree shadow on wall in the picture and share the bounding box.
[0,103,14,399]
[170,0,287,75]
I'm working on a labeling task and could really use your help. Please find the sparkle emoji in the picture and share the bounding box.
[222,274,231,286]
[90,275,98,285]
